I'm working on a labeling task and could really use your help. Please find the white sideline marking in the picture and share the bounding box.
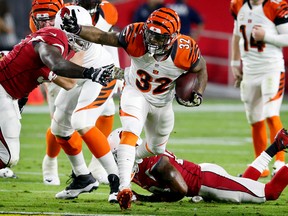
[23,103,288,114]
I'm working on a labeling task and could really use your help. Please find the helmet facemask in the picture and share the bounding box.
[66,33,91,52]
[144,26,177,56]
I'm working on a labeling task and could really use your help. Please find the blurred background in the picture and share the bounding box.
[1,0,288,103]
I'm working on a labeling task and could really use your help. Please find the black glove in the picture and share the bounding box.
[175,92,203,107]
[83,64,114,86]
[18,96,28,114]
[60,8,81,35]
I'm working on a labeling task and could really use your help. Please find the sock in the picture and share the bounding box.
[267,116,285,162]
[42,155,58,176]
[242,152,272,180]
[97,152,119,175]
[81,127,110,158]
[46,127,61,158]
[67,151,90,176]
[265,165,288,200]
[95,115,114,137]
[117,144,135,190]
[252,121,267,158]
[56,131,82,155]
[82,127,119,175]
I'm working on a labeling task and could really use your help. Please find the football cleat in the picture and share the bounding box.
[108,174,120,203]
[42,155,60,185]
[272,160,285,177]
[117,188,133,210]
[273,128,288,151]
[55,172,99,199]
[0,167,17,178]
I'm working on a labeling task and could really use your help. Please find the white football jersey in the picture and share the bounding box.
[119,23,201,107]
[232,0,288,74]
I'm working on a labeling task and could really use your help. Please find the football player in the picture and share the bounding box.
[230,0,288,177]
[107,128,288,205]
[42,0,122,188]
[29,0,68,186]
[50,5,120,202]
[0,25,115,174]
[60,7,208,209]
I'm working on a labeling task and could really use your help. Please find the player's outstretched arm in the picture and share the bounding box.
[34,42,113,86]
[61,8,120,47]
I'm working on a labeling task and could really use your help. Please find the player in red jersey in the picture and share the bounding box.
[106,128,288,204]
[60,6,208,209]
[0,26,115,171]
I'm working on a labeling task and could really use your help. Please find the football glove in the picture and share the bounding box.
[111,67,125,80]
[82,64,114,86]
[60,8,81,35]
[175,92,203,107]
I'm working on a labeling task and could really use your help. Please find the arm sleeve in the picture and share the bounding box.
[264,23,288,47]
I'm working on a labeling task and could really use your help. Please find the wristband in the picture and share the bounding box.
[230,60,241,67]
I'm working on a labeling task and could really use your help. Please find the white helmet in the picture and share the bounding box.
[107,128,143,162]
[54,5,92,52]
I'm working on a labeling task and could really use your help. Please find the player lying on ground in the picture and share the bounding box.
[106,128,288,206]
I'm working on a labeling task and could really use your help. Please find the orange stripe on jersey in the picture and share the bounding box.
[75,80,116,112]
[171,35,200,71]
[268,72,285,102]
[120,23,146,57]
[99,1,118,26]
[119,109,138,119]
[230,0,244,19]
[263,0,288,22]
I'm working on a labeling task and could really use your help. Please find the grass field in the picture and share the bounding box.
[1,98,288,215]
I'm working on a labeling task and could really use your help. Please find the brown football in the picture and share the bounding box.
[175,72,199,101]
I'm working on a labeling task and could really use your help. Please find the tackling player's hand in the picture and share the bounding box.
[60,8,81,35]
[82,64,114,86]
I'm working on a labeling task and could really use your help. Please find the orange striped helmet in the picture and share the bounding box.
[31,0,64,30]
[144,7,181,55]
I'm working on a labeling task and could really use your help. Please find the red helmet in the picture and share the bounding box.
[73,0,101,15]
[31,0,64,30]
[144,7,181,55]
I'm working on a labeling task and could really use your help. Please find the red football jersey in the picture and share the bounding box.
[0,27,74,99]
[132,150,202,197]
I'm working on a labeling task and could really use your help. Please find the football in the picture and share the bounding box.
[175,72,199,101]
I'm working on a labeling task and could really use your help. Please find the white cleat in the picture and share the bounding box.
[42,155,60,185]
[272,160,285,176]
[0,167,17,178]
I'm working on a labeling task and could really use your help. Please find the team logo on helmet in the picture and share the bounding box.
[144,7,181,56]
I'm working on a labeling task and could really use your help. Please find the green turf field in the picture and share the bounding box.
[0,99,288,215]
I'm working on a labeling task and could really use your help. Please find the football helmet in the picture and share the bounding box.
[73,0,101,15]
[31,0,64,30]
[144,7,181,55]
[54,5,93,52]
